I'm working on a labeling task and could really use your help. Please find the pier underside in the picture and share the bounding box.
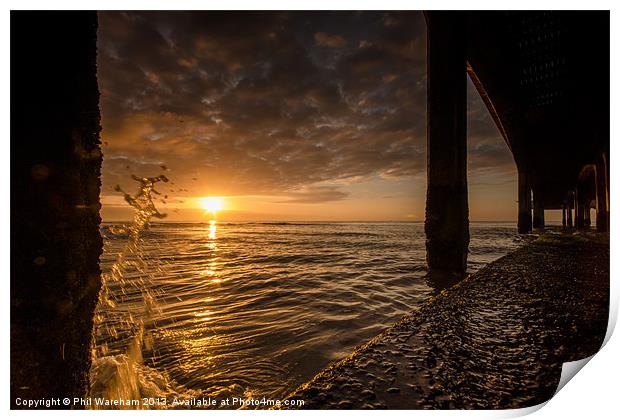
[425,11,609,267]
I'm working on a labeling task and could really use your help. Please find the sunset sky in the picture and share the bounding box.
[98,11,519,222]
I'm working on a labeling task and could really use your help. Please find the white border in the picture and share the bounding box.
[2,2,617,420]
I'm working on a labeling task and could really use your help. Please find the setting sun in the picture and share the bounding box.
[199,196,224,215]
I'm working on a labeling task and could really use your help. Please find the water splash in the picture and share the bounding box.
[115,175,169,235]
[89,174,193,409]
[95,174,169,314]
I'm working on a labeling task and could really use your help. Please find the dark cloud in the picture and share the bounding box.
[98,11,513,203]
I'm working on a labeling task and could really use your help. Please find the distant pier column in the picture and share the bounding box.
[532,187,545,229]
[605,152,610,229]
[575,190,584,229]
[562,204,567,227]
[584,204,591,227]
[567,194,574,227]
[424,12,469,271]
[517,170,532,233]
[576,204,585,228]
[595,154,608,232]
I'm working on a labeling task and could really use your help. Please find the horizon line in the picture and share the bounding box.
[99,219,544,224]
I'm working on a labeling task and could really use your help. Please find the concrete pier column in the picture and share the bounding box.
[595,154,608,232]
[562,204,567,227]
[576,204,585,228]
[532,187,545,229]
[517,170,532,233]
[424,12,469,271]
[584,204,591,227]
[575,190,584,229]
[605,152,610,229]
[11,12,102,407]
[567,195,574,227]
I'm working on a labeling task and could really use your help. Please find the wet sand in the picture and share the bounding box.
[284,230,609,409]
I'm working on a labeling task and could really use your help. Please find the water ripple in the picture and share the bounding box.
[95,221,520,402]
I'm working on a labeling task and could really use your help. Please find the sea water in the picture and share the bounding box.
[89,211,524,408]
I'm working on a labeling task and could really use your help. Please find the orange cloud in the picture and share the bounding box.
[314,32,347,48]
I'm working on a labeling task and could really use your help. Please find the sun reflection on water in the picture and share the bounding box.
[208,220,217,240]
[201,220,221,283]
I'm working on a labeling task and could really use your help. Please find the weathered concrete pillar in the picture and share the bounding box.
[532,187,545,229]
[575,190,585,229]
[576,204,585,228]
[605,152,610,229]
[11,12,102,408]
[567,195,574,227]
[517,170,532,233]
[562,204,567,227]
[584,204,591,227]
[424,12,469,271]
[595,154,608,232]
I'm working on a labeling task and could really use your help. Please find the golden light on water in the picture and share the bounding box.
[208,220,217,240]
